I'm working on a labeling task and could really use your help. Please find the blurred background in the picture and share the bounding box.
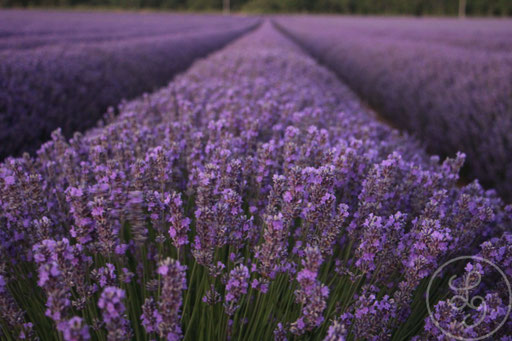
[1,0,511,16]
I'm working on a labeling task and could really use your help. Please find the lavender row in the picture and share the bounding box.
[1,22,510,340]
[275,16,512,201]
[0,10,255,50]
[276,16,512,53]
[0,17,259,159]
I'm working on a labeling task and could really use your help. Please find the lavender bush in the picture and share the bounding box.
[0,10,259,159]
[0,21,511,340]
[274,16,512,201]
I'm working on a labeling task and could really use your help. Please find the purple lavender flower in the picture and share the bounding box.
[98,286,132,340]
[91,263,117,288]
[58,316,90,341]
[350,287,397,340]
[255,212,289,280]
[290,245,328,335]
[324,318,347,341]
[140,297,162,334]
[66,186,94,245]
[224,264,250,316]
[89,196,119,257]
[167,191,191,249]
[155,257,187,340]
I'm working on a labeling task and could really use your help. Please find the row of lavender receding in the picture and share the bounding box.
[274,16,512,53]
[0,11,259,159]
[1,22,511,340]
[274,16,512,202]
[0,10,256,50]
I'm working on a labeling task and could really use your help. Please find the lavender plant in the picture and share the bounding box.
[0,21,510,340]
[274,16,512,201]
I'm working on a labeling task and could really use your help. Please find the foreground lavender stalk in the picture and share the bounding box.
[98,287,132,340]
[291,246,328,335]
[224,265,250,316]
[155,258,187,340]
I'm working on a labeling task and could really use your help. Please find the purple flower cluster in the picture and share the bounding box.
[168,192,191,249]
[275,16,512,201]
[291,246,328,335]
[156,258,187,340]
[98,287,131,340]
[58,317,90,341]
[140,257,187,340]
[0,19,510,340]
[224,264,250,315]
[32,238,93,322]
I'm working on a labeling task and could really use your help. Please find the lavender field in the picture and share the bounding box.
[1,10,512,341]
[0,10,258,159]
[275,16,512,201]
